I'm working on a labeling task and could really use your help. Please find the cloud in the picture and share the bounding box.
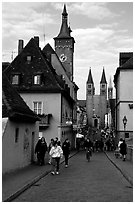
[67,2,118,20]
[72,26,133,99]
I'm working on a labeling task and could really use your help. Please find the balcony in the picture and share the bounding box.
[38,114,52,129]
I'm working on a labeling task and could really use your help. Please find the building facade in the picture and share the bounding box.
[114,52,133,143]
[4,5,78,148]
[2,74,39,174]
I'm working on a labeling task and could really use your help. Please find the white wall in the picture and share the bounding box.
[119,70,133,101]
[2,120,38,174]
[20,93,61,145]
[118,103,133,131]
[116,69,133,134]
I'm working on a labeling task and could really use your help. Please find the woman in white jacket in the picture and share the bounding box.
[49,141,63,175]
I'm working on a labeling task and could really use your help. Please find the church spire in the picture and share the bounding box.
[100,68,107,84]
[56,4,71,38]
[87,68,94,84]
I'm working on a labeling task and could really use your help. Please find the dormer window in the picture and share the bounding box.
[27,56,32,63]
[34,75,41,85]
[11,74,20,85]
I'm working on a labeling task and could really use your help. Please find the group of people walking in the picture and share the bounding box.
[117,138,127,161]
[35,137,70,175]
[35,135,128,176]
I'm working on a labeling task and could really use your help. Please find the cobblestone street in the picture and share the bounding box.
[13,151,133,202]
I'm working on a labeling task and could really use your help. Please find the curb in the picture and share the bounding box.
[104,152,133,187]
[4,151,78,202]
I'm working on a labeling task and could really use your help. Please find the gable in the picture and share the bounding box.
[4,38,63,93]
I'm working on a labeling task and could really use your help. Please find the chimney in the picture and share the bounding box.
[18,39,24,54]
[34,36,39,47]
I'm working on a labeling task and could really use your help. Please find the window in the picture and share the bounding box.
[88,90,91,95]
[27,56,32,63]
[101,84,105,88]
[33,101,42,114]
[12,75,19,85]
[101,90,106,94]
[15,128,19,143]
[125,132,129,138]
[34,75,41,85]
[88,84,92,89]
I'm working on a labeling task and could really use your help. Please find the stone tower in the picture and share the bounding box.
[54,4,75,81]
[86,68,95,96]
[99,68,107,128]
[86,69,95,127]
[100,68,107,98]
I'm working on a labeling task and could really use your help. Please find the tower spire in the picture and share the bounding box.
[87,68,94,84]
[100,68,107,84]
[86,68,95,96]
[56,4,71,38]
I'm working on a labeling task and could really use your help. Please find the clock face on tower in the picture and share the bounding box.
[59,54,67,62]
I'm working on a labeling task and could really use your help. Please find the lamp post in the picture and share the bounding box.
[123,116,127,139]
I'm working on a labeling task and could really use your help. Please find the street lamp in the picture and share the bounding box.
[66,118,72,125]
[123,116,127,139]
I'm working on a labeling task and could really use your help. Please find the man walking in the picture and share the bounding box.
[62,139,70,167]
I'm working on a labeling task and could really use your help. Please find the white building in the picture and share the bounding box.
[114,52,133,143]
[2,74,39,174]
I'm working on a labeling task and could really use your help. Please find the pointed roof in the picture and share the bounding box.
[100,68,107,84]
[62,4,68,16]
[4,37,74,104]
[43,43,67,72]
[55,4,71,38]
[2,73,39,122]
[87,68,94,84]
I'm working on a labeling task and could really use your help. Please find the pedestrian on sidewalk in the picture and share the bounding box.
[120,139,127,161]
[55,137,61,146]
[49,141,63,175]
[35,137,48,165]
[48,138,54,164]
[62,138,70,167]
[118,138,123,158]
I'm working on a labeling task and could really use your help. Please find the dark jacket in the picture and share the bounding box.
[62,141,70,155]
[120,141,127,155]
[35,139,47,155]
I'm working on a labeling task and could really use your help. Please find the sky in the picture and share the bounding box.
[2,1,133,100]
